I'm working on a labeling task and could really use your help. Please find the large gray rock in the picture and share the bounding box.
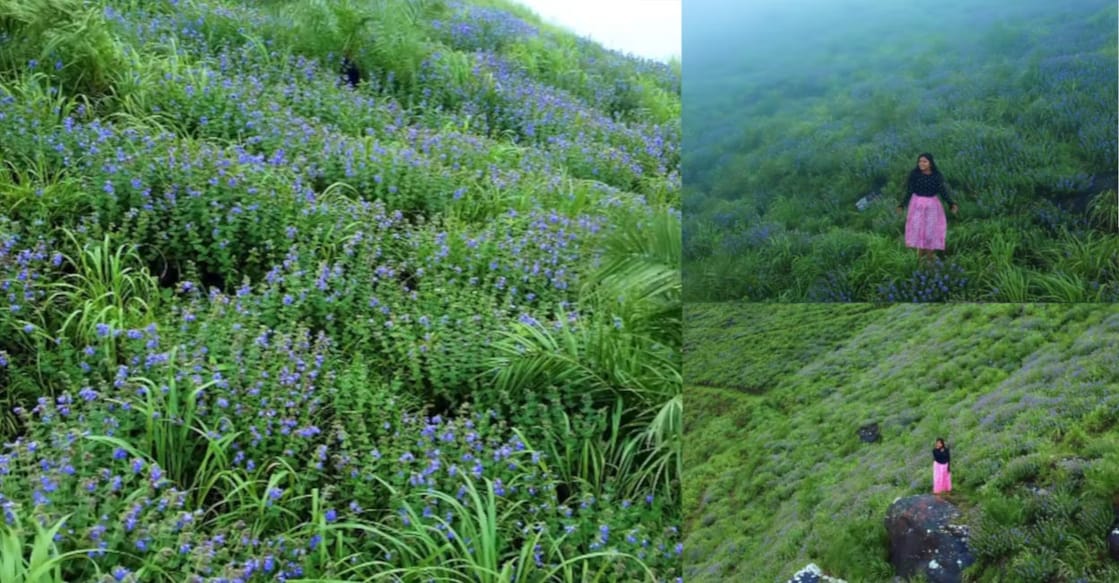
[787,563,847,583]
[885,495,975,583]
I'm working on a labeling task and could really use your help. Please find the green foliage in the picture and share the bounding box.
[489,207,681,505]
[46,231,160,350]
[0,510,92,583]
[1088,189,1118,232]
[269,0,449,97]
[0,0,127,98]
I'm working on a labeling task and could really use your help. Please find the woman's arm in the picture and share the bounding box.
[938,175,956,207]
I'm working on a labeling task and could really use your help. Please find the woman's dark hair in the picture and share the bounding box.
[935,437,946,448]
[912,152,940,175]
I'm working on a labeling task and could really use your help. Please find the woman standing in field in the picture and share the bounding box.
[898,153,959,263]
[933,437,951,496]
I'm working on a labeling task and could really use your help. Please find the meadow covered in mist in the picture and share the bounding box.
[682,0,1118,302]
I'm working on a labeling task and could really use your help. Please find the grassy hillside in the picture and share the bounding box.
[683,303,1119,582]
[0,0,681,580]
[682,0,1119,302]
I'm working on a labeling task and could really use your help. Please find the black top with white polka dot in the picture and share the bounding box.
[900,171,955,207]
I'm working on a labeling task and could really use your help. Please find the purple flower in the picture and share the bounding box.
[295,426,320,438]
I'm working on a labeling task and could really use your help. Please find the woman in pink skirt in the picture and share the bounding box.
[933,437,951,496]
[897,153,959,263]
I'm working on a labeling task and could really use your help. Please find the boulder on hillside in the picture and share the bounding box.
[858,422,880,443]
[787,563,847,583]
[885,495,975,583]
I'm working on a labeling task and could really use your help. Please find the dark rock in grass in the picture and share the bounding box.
[787,563,847,583]
[341,56,361,87]
[857,422,880,443]
[885,495,975,583]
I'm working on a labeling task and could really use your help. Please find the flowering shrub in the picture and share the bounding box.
[876,259,969,303]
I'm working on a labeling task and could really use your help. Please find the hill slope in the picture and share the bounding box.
[0,0,681,580]
[682,0,1119,302]
[684,303,1119,582]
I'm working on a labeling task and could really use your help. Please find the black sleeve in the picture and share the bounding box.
[938,175,955,206]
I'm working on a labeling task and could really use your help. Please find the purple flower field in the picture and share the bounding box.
[0,0,681,580]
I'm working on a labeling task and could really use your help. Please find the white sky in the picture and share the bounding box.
[511,0,681,62]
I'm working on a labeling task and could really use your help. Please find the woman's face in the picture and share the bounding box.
[918,157,931,172]
[935,440,944,449]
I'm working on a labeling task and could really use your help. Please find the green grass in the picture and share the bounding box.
[683,303,1119,582]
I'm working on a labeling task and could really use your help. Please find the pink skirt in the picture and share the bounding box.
[933,461,951,493]
[905,195,947,250]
